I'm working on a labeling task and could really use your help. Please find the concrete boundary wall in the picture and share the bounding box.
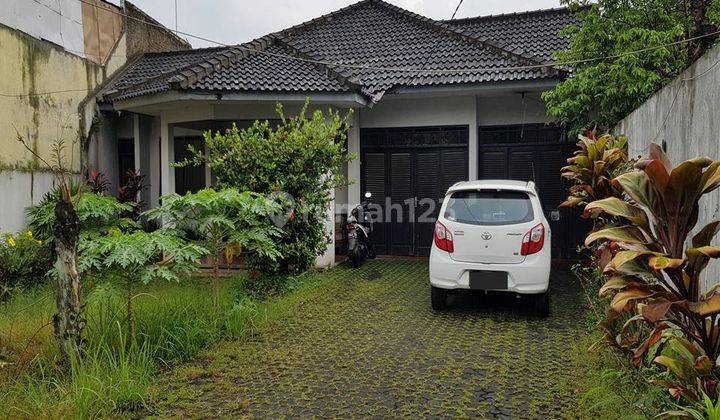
[0,170,58,233]
[616,43,720,291]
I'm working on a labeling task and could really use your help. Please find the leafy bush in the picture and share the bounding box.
[0,231,52,300]
[561,131,632,210]
[183,101,352,273]
[147,188,282,302]
[584,144,720,403]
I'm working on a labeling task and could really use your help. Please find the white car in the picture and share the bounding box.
[429,180,551,316]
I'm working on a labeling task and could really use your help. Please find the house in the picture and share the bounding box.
[0,0,189,233]
[91,0,583,266]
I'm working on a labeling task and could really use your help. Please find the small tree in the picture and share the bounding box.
[77,228,207,342]
[182,101,353,274]
[146,188,282,305]
[16,128,91,361]
[544,0,719,134]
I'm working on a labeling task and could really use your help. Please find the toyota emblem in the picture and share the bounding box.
[481,232,492,240]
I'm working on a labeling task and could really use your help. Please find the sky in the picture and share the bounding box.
[111,0,563,48]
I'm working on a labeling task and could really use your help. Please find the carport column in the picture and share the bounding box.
[159,113,175,202]
[347,111,361,209]
[132,114,141,202]
[315,184,336,269]
[468,97,478,181]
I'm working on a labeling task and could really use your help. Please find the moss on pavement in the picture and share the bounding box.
[148,260,591,418]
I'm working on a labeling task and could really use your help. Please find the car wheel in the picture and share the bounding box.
[431,286,448,310]
[534,292,550,318]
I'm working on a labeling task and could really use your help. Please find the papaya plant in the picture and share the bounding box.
[585,144,720,402]
[77,228,207,342]
[146,188,282,305]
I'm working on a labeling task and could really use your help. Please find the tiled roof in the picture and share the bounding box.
[99,0,578,105]
[445,7,581,62]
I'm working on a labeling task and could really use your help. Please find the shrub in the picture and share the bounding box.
[77,228,207,341]
[585,144,720,403]
[182,101,352,274]
[0,231,52,300]
[146,188,282,303]
[561,131,632,210]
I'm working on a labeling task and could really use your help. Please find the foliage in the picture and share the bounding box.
[183,101,353,273]
[561,131,632,209]
[585,144,720,403]
[147,188,282,268]
[668,392,720,419]
[27,187,133,242]
[0,268,320,418]
[0,231,52,301]
[77,228,207,340]
[543,0,720,134]
[117,170,147,222]
[87,170,109,194]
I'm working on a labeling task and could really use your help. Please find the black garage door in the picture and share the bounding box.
[478,124,588,259]
[361,126,469,256]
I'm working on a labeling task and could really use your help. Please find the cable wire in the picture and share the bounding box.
[2,0,720,99]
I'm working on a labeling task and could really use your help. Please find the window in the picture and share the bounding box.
[444,190,534,226]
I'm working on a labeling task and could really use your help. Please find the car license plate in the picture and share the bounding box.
[469,270,508,290]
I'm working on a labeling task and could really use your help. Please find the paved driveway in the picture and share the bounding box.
[153,259,587,418]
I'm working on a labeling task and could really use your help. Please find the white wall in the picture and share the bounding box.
[0,0,84,59]
[616,43,720,292]
[0,170,59,233]
[477,93,552,126]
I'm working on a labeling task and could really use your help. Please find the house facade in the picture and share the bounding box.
[92,0,583,266]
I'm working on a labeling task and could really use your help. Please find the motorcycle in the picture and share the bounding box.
[346,192,376,267]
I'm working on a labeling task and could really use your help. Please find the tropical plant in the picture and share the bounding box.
[561,131,631,209]
[117,170,146,204]
[0,230,52,300]
[181,100,353,273]
[146,188,282,304]
[544,0,720,134]
[666,390,720,419]
[77,228,207,341]
[27,189,134,242]
[16,129,86,361]
[87,170,109,194]
[585,144,720,402]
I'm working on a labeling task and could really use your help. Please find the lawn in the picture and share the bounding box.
[0,270,322,418]
[1,261,672,418]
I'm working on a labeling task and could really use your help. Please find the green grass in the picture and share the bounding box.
[566,263,675,419]
[0,270,319,419]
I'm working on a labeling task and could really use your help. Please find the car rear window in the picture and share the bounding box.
[444,190,534,226]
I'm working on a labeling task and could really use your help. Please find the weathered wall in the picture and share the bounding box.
[81,0,124,64]
[0,0,85,59]
[0,23,128,233]
[615,42,720,291]
[125,1,190,57]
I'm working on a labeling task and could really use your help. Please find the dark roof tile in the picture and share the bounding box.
[99,1,578,104]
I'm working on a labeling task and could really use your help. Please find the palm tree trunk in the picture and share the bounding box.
[52,193,83,361]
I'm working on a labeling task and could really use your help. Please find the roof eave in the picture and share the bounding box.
[108,90,371,112]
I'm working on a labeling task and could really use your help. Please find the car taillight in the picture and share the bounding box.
[521,223,545,255]
[434,221,454,253]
